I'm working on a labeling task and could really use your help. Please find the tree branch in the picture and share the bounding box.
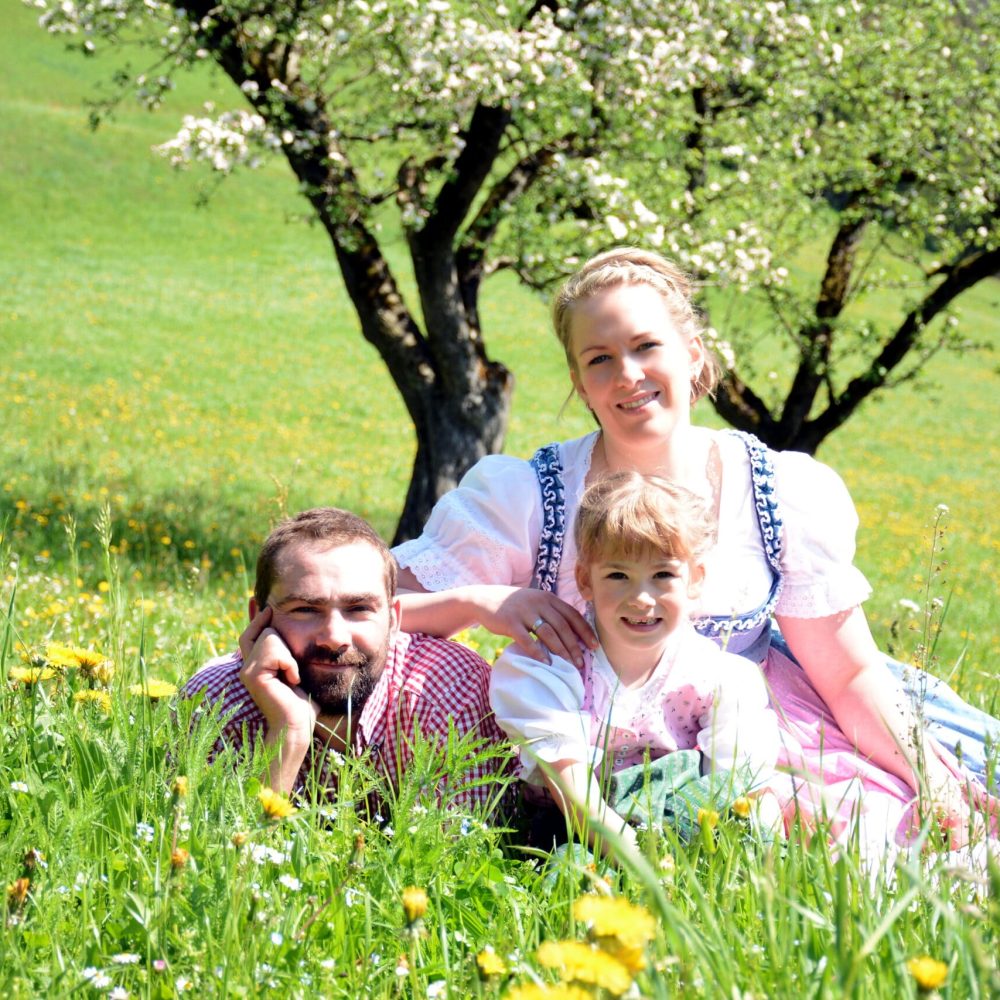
[454,137,575,328]
[776,212,868,441]
[801,245,1000,447]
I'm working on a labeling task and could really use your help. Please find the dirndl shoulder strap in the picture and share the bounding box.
[694,430,784,643]
[529,443,566,593]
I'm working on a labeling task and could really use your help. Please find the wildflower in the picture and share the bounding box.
[475,947,507,979]
[153,960,167,973]
[536,940,633,995]
[172,776,189,798]
[74,690,112,713]
[278,874,301,891]
[731,796,752,819]
[170,847,190,869]
[10,665,56,685]
[504,983,593,1000]
[43,642,87,669]
[23,848,46,871]
[907,956,948,991]
[258,788,296,820]
[401,885,429,925]
[697,808,719,829]
[175,977,191,992]
[231,831,248,848]
[128,679,178,699]
[7,877,30,906]
[395,955,409,977]
[10,781,29,794]
[109,987,129,1000]
[72,648,113,681]
[90,972,111,989]
[572,895,656,951]
[270,931,283,946]
[135,822,155,843]
[111,954,141,965]
[426,982,447,999]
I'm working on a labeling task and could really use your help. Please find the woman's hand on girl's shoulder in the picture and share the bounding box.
[479,586,597,668]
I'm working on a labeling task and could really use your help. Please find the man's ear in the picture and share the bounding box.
[687,561,706,600]
[575,562,594,602]
[388,597,402,636]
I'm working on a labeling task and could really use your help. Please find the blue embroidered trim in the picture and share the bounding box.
[529,443,565,593]
[693,431,783,640]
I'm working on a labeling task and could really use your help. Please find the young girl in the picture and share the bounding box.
[489,472,782,854]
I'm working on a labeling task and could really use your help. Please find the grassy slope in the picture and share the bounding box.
[1,5,997,702]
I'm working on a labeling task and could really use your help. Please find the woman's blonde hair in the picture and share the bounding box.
[552,247,721,403]
[574,471,716,567]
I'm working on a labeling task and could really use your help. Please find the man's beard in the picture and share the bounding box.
[297,637,390,715]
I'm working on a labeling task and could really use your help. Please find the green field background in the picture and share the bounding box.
[2,4,997,705]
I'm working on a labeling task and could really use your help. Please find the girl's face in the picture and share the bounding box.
[568,283,704,449]
[576,546,704,681]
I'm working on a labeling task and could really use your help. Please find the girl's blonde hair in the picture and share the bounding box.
[552,247,721,403]
[575,471,716,567]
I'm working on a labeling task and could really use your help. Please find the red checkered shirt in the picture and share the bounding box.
[182,632,508,812]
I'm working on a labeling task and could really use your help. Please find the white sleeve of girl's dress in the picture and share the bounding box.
[489,646,595,785]
[696,648,781,783]
[771,449,872,618]
[392,455,542,592]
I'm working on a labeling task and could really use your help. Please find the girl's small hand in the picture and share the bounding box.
[480,586,596,668]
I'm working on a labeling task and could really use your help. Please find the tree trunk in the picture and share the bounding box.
[395,367,513,543]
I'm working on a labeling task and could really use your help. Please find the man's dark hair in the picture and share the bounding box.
[253,507,397,609]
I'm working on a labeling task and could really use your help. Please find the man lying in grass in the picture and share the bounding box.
[182,507,508,810]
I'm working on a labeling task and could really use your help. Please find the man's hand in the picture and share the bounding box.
[239,605,318,794]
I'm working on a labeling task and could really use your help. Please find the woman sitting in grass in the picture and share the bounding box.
[489,472,783,855]
[394,247,998,853]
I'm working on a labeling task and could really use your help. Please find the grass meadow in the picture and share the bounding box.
[2,4,999,997]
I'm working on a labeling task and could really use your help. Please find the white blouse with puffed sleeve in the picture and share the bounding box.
[393,430,871,623]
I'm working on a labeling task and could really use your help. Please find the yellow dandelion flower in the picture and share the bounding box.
[170,847,190,869]
[401,885,429,924]
[572,895,656,951]
[258,787,296,820]
[598,939,646,975]
[73,690,112,713]
[536,940,633,995]
[128,680,178,700]
[43,642,85,669]
[10,666,56,685]
[907,956,948,991]
[87,659,116,685]
[476,948,507,979]
[7,877,30,906]
[503,985,593,1000]
[172,776,189,798]
[697,808,719,829]
[72,648,114,683]
[231,832,249,848]
[731,796,752,819]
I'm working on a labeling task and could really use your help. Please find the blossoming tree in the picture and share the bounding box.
[30,0,998,539]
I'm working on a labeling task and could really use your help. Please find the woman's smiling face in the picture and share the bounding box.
[568,282,704,447]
